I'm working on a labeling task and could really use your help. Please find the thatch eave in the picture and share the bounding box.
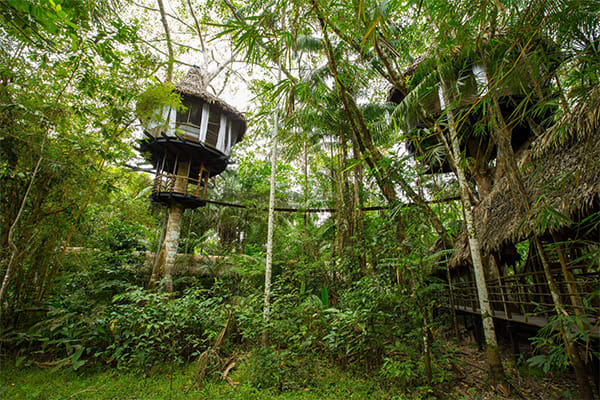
[448,95,600,269]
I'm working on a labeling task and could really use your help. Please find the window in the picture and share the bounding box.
[146,106,175,137]
[176,98,203,139]
[205,108,220,148]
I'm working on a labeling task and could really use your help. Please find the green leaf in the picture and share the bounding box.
[361,16,381,47]
[16,355,27,367]
[321,286,329,308]
[8,0,30,12]
[71,347,86,370]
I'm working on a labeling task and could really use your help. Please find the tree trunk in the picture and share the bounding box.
[551,232,584,314]
[156,0,174,81]
[534,238,594,400]
[438,62,505,385]
[262,113,278,346]
[0,143,44,316]
[313,8,450,250]
[303,135,309,226]
[157,160,189,293]
[149,208,169,288]
[423,310,432,384]
[160,203,184,293]
[351,140,366,273]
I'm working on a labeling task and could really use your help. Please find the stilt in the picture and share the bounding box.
[506,322,519,363]
[472,314,484,351]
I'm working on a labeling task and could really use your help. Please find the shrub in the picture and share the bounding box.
[7,284,228,371]
[322,275,402,368]
[106,288,227,370]
[234,346,318,391]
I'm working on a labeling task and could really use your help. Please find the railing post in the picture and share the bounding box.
[160,151,167,174]
[195,162,204,197]
[490,254,510,320]
[186,160,192,196]
[446,266,461,340]
[517,276,529,323]
[469,268,477,313]
[203,168,210,200]
[552,232,584,315]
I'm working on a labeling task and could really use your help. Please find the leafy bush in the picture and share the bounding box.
[8,287,229,371]
[106,288,228,369]
[232,292,264,343]
[379,339,455,387]
[379,356,422,386]
[3,244,145,370]
[322,275,402,368]
[234,346,318,391]
[527,313,592,373]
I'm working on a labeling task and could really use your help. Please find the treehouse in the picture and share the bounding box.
[139,68,247,208]
[446,123,600,329]
[388,46,557,185]
[392,49,599,383]
[435,91,600,371]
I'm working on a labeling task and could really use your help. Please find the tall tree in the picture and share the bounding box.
[437,55,505,385]
[0,0,152,315]
[262,110,278,345]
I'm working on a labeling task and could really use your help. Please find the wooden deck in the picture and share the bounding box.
[451,304,550,327]
[150,170,211,209]
[445,263,599,334]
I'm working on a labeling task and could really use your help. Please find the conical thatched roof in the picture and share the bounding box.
[449,92,600,269]
[175,67,247,140]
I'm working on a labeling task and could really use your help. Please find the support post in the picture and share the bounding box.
[157,160,189,293]
[195,162,204,197]
[203,168,209,200]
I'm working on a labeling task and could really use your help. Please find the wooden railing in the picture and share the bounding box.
[446,264,599,327]
[152,172,209,199]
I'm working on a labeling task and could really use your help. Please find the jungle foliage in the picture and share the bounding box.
[0,0,599,398]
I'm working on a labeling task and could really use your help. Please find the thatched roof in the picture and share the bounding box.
[449,94,600,268]
[175,67,247,140]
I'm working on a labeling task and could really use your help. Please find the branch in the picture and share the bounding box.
[156,0,174,81]
[186,0,206,51]
[374,36,407,95]
[221,0,298,83]
[205,49,240,84]
[316,10,395,86]
[214,70,231,97]
[129,0,197,33]
[149,38,204,53]
[222,0,243,21]
[0,140,45,312]
[137,37,198,68]
[312,0,451,245]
